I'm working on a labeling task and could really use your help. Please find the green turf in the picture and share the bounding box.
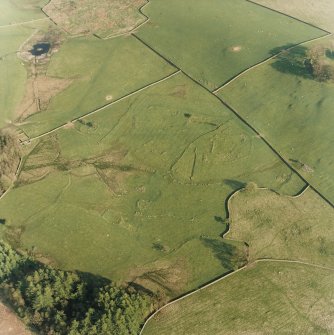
[20,34,175,137]
[142,261,334,335]
[228,187,334,267]
[219,37,334,204]
[136,0,325,90]
[0,73,305,297]
[0,0,48,26]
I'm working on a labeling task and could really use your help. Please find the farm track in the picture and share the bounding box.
[0,18,48,29]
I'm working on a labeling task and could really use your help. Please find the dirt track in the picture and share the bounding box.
[0,302,31,335]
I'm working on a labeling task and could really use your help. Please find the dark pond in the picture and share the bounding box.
[30,43,50,56]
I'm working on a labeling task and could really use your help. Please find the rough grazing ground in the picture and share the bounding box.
[219,37,334,204]
[43,0,147,37]
[0,73,304,297]
[0,302,31,335]
[137,0,325,89]
[228,187,334,267]
[252,0,334,33]
[143,262,334,335]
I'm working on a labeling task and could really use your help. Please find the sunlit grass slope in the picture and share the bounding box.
[0,0,47,25]
[136,0,325,90]
[20,35,175,137]
[219,37,334,204]
[0,73,304,296]
[143,262,334,335]
[252,0,334,33]
[228,187,334,267]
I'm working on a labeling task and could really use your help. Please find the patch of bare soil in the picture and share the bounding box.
[0,302,31,335]
[43,0,147,36]
[230,45,242,52]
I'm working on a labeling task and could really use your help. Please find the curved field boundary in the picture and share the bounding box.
[140,183,334,334]
[131,34,334,209]
[212,32,333,93]
[102,0,150,40]
[139,257,334,334]
[21,70,181,144]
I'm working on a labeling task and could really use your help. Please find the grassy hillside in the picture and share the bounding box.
[20,35,175,137]
[143,262,334,335]
[0,73,305,297]
[252,0,334,33]
[136,0,325,90]
[219,36,334,204]
[228,187,334,267]
[0,0,47,25]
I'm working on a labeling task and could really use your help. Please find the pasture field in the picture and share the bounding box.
[136,0,325,90]
[0,73,305,297]
[20,35,175,138]
[43,0,147,37]
[0,20,51,127]
[219,36,334,204]
[142,261,334,335]
[228,187,334,267]
[252,0,334,33]
[0,0,47,26]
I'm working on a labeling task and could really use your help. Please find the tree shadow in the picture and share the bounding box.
[326,49,334,60]
[270,45,314,79]
[224,179,245,190]
[0,219,5,225]
[201,237,238,269]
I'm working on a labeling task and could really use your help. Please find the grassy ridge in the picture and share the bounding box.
[137,0,325,89]
[143,262,334,335]
[219,37,334,204]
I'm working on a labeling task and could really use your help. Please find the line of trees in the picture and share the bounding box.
[0,241,152,335]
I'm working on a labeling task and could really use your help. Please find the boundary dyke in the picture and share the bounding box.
[212,32,332,93]
[21,69,180,144]
[139,184,334,334]
[132,33,334,209]
[246,0,332,35]
[140,259,334,334]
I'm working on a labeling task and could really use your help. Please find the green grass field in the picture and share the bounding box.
[143,261,334,335]
[0,20,50,127]
[136,0,325,90]
[0,0,47,25]
[252,0,334,33]
[219,36,334,204]
[228,187,334,267]
[0,73,305,297]
[20,35,175,137]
